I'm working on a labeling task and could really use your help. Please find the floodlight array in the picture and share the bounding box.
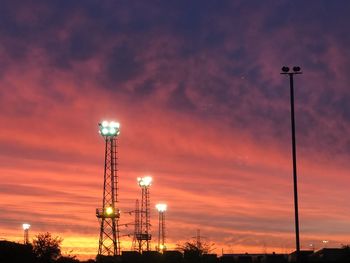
[99,121,120,136]
[22,223,30,230]
[156,203,167,212]
[137,176,152,187]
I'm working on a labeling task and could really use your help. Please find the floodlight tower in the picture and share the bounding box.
[96,121,121,256]
[131,199,140,252]
[137,176,152,252]
[22,223,30,244]
[156,203,167,252]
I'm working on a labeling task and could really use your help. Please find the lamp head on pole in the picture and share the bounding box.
[281,66,302,75]
[156,203,167,212]
[99,120,120,137]
[22,223,30,230]
[137,176,153,188]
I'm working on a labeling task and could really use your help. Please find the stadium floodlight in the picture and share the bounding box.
[98,121,120,136]
[137,176,152,187]
[159,244,166,251]
[22,223,30,230]
[105,206,114,216]
[156,203,167,212]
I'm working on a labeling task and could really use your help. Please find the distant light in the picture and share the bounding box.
[105,206,114,215]
[156,203,167,212]
[99,120,120,137]
[137,176,152,187]
[22,223,30,230]
[159,244,166,250]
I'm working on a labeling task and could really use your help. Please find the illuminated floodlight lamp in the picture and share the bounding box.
[156,203,167,212]
[159,244,166,251]
[22,223,31,230]
[98,120,120,136]
[105,206,114,216]
[137,176,152,187]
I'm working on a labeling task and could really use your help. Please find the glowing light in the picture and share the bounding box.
[22,223,30,230]
[99,120,120,136]
[159,244,166,251]
[102,121,109,127]
[137,176,152,187]
[105,206,114,215]
[110,121,120,128]
[156,203,167,212]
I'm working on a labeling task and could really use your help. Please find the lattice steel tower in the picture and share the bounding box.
[136,176,152,252]
[96,121,121,256]
[22,223,30,245]
[131,199,140,252]
[156,203,167,252]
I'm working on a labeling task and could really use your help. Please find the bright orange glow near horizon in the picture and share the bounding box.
[1,1,350,260]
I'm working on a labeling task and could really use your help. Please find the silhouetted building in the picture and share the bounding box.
[121,251,141,263]
[310,248,350,263]
[221,253,288,263]
[95,254,121,263]
[184,250,201,263]
[288,250,313,262]
[0,240,36,263]
[220,254,234,263]
[203,253,218,263]
[142,250,162,263]
[262,253,287,263]
[237,255,252,263]
[163,250,183,263]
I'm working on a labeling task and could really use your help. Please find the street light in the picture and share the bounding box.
[281,66,302,261]
[22,223,30,244]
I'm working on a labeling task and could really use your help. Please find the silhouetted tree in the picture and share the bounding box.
[177,239,215,263]
[177,240,215,255]
[33,232,62,263]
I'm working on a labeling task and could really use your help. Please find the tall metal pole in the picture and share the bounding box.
[24,229,29,244]
[156,203,167,252]
[158,211,161,250]
[137,177,152,252]
[22,224,30,245]
[281,66,302,261]
[289,73,300,254]
[96,121,121,256]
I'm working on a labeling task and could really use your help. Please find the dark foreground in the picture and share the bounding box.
[1,241,350,263]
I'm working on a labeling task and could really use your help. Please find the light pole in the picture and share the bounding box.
[137,176,153,252]
[156,203,167,252]
[281,66,302,260]
[96,120,121,256]
[22,223,30,244]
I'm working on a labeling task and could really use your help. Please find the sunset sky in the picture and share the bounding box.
[1,0,350,259]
